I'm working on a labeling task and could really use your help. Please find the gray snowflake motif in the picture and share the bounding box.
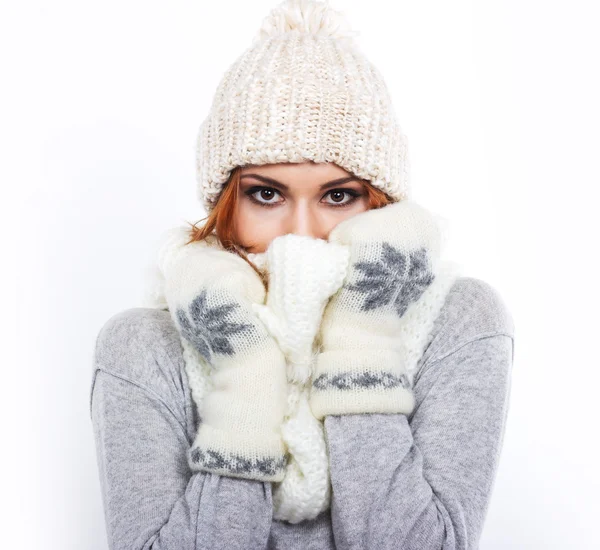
[175,289,255,365]
[345,242,435,318]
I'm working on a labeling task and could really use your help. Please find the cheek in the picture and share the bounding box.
[233,204,285,253]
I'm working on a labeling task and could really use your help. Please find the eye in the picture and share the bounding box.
[322,189,362,207]
[245,186,283,207]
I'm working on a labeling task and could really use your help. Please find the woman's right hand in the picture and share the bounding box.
[161,232,290,482]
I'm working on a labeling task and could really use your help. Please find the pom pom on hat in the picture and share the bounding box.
[253,0,360,44]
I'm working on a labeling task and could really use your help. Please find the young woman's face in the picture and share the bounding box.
[235,161,370,253]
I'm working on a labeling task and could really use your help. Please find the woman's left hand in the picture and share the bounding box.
[309,200,444,420]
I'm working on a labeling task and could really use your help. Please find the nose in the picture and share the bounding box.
[286,204,324,240]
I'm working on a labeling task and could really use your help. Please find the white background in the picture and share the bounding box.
[2,0,599,548]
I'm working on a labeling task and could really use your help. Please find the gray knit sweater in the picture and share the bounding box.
[89,276,515,549]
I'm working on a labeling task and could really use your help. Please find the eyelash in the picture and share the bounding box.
[244,186,363,209]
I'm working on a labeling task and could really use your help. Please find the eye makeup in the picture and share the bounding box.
[243,185,364,209]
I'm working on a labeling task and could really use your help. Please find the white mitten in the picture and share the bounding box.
[310,200,449,420]
[161,232,289,482]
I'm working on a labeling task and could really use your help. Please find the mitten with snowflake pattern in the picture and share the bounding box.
[161,234,289,482]
[309,200,445,420]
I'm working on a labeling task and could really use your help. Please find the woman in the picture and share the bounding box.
[90,1,515,548]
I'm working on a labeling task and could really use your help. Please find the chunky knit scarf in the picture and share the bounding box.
[141,203,462,524]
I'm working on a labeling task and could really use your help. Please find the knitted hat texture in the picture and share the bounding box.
[196,0,410,212]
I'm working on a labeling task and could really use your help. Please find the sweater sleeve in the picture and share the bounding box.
[322,279,515,550]
[89,309,274,550]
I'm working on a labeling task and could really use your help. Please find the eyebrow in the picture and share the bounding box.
[240,173,360,191]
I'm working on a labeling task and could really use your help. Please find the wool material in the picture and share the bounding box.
[142,199,462,523]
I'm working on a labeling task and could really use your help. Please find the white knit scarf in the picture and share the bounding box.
[141,206,462,524]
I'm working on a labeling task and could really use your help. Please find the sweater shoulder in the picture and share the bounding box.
[419,276,515,368]
[92,307,185,400]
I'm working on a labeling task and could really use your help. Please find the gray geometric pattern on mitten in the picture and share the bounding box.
[312,370,411,391]
[189,446,287,478]
[346,242,435,317]
[175,289,255,365]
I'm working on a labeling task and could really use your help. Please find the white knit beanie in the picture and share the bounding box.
[196,0,411,213]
